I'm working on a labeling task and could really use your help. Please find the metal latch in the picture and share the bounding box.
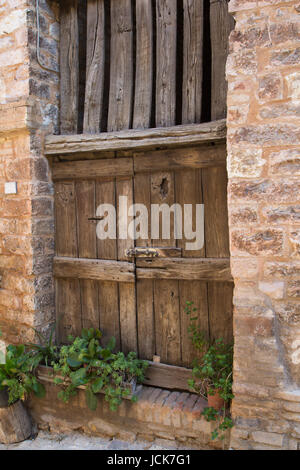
[125,248,159,258]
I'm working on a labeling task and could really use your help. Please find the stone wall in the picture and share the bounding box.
[0,0,59,343]
[227,0,300,450]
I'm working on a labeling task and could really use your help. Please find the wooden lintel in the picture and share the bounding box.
[136,258,232,282]
[54,257,135,282]
[45,119,226,156]
[52,157,133,180]
[134,144,226,173]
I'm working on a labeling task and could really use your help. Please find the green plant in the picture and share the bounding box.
[202,406,234,441]
[0,344,45,405]
[26,324,59,367]
[51,328,148,412]
[185,301,234,441]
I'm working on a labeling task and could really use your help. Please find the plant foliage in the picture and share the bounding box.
[0,326,148,413]
[52,328,148,412]
[185,301,234,441]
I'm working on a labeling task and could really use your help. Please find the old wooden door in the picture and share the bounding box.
[51,0,234,386]
[53,137,233,368]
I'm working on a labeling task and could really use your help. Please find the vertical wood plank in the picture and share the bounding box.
[182,0,203,124]
[202,165,233,345]
[156,0,177,127]
[134,173,155,359]
[133,0,153,129]
[154,0,180,366]
[108,0,133,131]
[202,166,229,258]
[154,279,181,365]
[176,168,209,367]
[175,168,204,258]
[55,182,81,341]
[84,0,105,133]
[117,178,137,354]
[76,180,99,330]
[106,0,136,353]
[179,280,209,367]
[210,0,235,120]
[60,0,79,134]
[208,282,233,344]
[96,179,121,350]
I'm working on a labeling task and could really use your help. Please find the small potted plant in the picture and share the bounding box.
[185,301,234,441]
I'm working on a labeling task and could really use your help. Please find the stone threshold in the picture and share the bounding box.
[28,374,230,449]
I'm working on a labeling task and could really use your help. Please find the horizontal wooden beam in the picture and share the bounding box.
[144,362,193,392]
[136,258,232,282]
[134,144,226,173]
[38,363,194,394]
[54,257,135,282]
[52,157,133,180]
[45,119,226,155]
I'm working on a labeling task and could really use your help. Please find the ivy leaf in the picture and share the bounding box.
[107,337,116,352]
[91,377,104,394]
[67,354,83,368]
[101,349,112,360]
[70,368,87,386]
[85,388,98,411]
[32,381,46,398]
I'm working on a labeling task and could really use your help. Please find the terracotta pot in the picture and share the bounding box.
[207,388,225,411]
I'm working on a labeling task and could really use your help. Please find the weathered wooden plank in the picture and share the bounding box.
[154,279,181,366]
[54,257,135,282]
[134,144,226,173]
[136,258,232,281]
[144,362,193,392]
[83,0,105,133]
[137,279,155,360]
[96,179,121,350]
[202,165,233,344]
[76,181,99,330]
[210,0,235,120]
[52,157,133,180]
[56,278,82,341]
[60,0,79,134]
[106,0,136,356]
[156,0,177,127]
[179,280,209,367]
[133,0,153,129]
[202,167,229,259]
[208,282,233,344]
[175,168,205,258]
[116,178,138,353]
[108,0,133,131]
[55,182,81,342]
[182,0,203,124]
[45,119,226,155]
[134,173,154,360]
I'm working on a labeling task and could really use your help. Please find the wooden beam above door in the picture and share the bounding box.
[45,119,226,156]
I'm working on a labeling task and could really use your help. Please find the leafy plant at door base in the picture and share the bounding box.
[51,328,148,411]
[0,342,46,405]
[185,301,234,440]
[0,326,148,412]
